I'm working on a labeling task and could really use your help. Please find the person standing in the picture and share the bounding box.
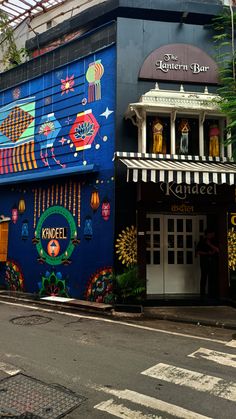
[196,230,219,298]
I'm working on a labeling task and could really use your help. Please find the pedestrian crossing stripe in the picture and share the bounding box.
[94,398,162,419]
[226,339,236,348]
[141,363,236,402]
[188,347,236,368]
[94,386,213,419]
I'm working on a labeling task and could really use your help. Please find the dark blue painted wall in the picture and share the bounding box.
[0,45,116,300]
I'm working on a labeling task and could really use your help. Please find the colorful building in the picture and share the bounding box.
[0,0,236,303]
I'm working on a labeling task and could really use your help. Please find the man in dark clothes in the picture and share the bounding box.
[196,230,219,298]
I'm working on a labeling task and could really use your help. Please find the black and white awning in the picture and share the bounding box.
[115,152,236,185]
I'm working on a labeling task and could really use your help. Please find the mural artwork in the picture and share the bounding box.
[115,226,137,267]
[0,47,115,179]
[38,271,70,297]
[0,46,115,299]
[85,267,113,303]
[5,260,24,291]
[34,205,78,266]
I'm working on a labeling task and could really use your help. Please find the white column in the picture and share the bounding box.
[171,111,176,154]
[199,113,205,156]
[141,110,146,153]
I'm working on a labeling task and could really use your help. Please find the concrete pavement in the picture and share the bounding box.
[0,290,236,330]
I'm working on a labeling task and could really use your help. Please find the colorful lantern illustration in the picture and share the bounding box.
[101,198,111,221]
[11,205,18,224]
[18,198,26,214]
[84,216,93,240]
[37,113,62,167]
[90,188,100,211]
[86,60,104,102]
[69,109,99,151]
[21,220,29,240]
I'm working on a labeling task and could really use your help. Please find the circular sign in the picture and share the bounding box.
[47,239,60,257]
[35,206,77,265]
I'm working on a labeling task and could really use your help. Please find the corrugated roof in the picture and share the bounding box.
[0,0,66,27]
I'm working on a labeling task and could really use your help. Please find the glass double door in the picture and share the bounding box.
[146,214,206,295]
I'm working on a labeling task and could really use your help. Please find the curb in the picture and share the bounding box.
[1,293,236,330]
[143,312,236,331]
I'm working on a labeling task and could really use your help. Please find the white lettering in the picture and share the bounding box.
[160,182,217,200]
[190,63,210,74]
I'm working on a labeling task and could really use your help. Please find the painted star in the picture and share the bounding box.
[100,107,114,119]
[59,137,67,145]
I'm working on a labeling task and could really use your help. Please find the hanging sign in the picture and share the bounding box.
[139,44,219,84]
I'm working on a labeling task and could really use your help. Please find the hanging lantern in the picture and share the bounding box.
[90,189,100,211]
[11,205,18,224]
[18,198,26,215]
[21,220,29,240]
[101,198,111,221]
[86,60,104,102]
[84,216,93,240]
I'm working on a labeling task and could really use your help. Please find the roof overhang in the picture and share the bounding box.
[125,85,223,119]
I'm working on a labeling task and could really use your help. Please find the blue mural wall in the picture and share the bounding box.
[0,45,115,302]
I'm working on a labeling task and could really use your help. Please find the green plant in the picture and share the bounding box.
[0,11,28,69]
[113,266,145,303]
[212,6,236,147]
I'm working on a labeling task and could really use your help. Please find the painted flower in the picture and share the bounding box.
[61,75,75,95]
[228,228,236,270]
[39,121,55,137]
[5,260,24,291]
[38,271,69,297]
[115,226,137,267]
[74,122,94,140]
[85,267,114,303]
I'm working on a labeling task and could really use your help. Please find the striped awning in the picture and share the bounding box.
[115,152,236,185]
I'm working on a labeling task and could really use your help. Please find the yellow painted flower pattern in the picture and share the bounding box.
[228,228,236,270]
[115,225,137,267]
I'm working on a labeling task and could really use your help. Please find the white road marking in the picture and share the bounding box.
[93,386,212,419]
[0,300,228,345]
[188,347,236,368]
[226,340,236,348]
[0,361,20,375]
[94,399,162,419]
[141,363,236,402]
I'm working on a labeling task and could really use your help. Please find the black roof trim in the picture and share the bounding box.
[26,0,223,51]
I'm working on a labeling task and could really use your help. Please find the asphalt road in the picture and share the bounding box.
[0,300,235,419]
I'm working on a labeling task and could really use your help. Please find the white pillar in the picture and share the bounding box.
[199,113,205,156]
[171,111,176,154]
[141,110,146,153]
[226,118,232,159]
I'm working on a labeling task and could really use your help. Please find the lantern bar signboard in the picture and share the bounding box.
[139,44,219,84]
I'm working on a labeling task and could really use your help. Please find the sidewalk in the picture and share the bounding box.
[143,305,236,330]
[0,290,236,330]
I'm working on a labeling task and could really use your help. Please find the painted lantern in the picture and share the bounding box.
[101,198,110,221]
[69,109,99,151]
[86,60,104,102]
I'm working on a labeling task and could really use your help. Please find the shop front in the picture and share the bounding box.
[116,67,236,300]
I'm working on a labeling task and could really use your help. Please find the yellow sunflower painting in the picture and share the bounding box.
[115,225,137,267]
[228,228,236,270]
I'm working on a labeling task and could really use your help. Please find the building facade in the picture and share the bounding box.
[0,0,236,303]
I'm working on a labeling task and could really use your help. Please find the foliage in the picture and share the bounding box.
[212,6,236,147]
[113,266,145,303]
[0,11,28,70]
